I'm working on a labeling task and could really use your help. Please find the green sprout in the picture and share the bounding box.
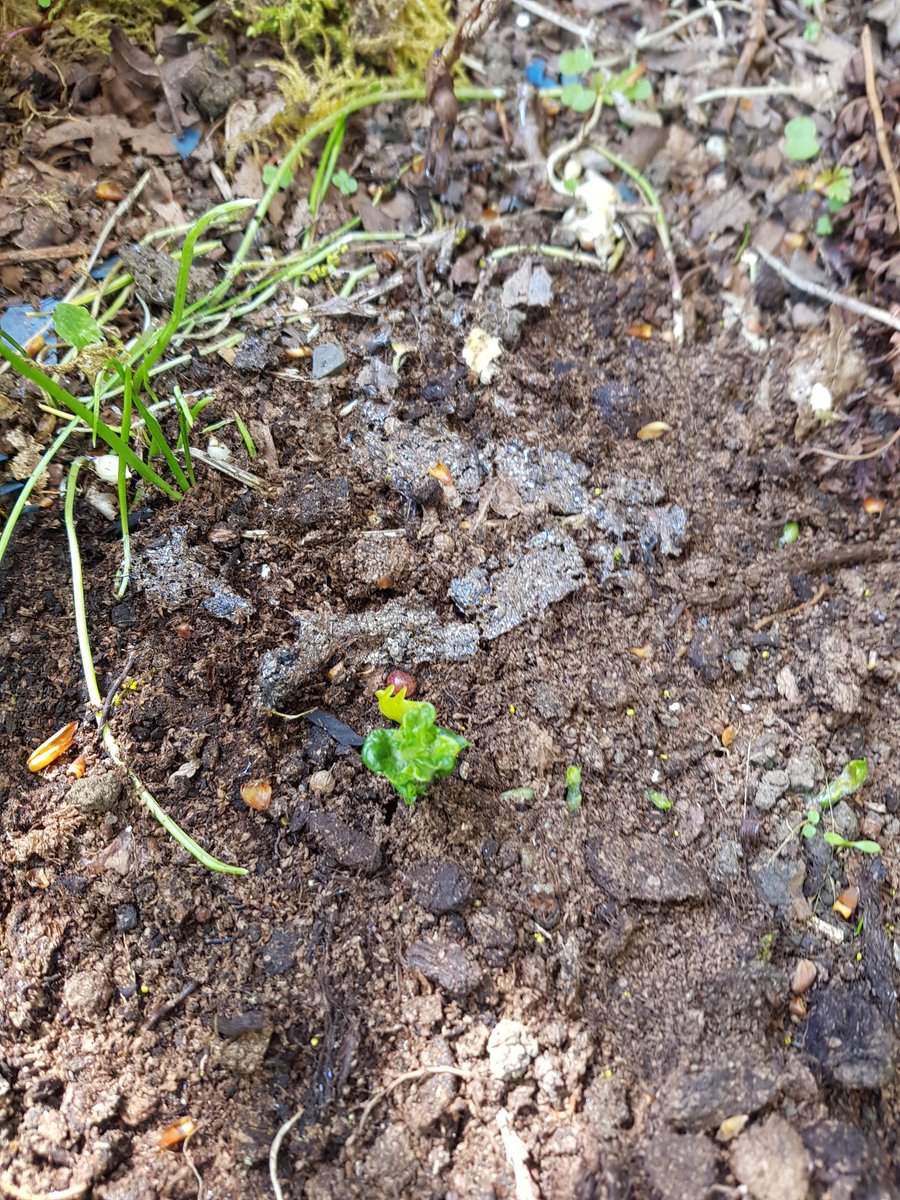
[822,832,881,855]
[801,807,820,837]
[565,765,582,812]
[332,169,358,196]
[784,116,819,162]
[558,48,652,121]
[779,520,800,547]
[361,685,468,806]
[812,759,868,809]
[645,788,672,811]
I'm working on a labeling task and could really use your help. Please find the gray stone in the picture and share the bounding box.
[406,939,481,997]
[644,1132,717,1200]
[487,1019,538,1082]
[731,1116,809,1200]
[501,261,553,308]
[449,529,586,640]
[805,985,895,1089]
[752,857,809,919]
[406,859,472,914]
[710,840,741,888]
[659,1055,779,1130]
[728,648,751,674]
[786,746,824,793]
[68,772,121,814]
[311,342,347,379]
[581,1072,631,1139]
[754,768,791,811]
[687,623,725,682]
[585,832,707,903]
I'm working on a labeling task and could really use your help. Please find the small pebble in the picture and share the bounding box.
[115,904,139,933]
[311,342,347,380]
[309,769,336,797]
[791,959,817,995]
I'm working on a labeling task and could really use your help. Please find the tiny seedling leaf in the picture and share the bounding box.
[853,840,882,855]
[53,303,105,352]
[784,116,820,162]
[806,808,820,826]
[262,163,291,191]
[816,214,833,237]
[625,77,653,102]
[801,823,817,838]
[779,520,800,547]
[559,47,595,76]
[332,169,358,196]
[561,82,598,113]
[645,788,672,811]
[813,759,868,809]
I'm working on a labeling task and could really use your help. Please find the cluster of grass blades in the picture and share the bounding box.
[1,80,503,875]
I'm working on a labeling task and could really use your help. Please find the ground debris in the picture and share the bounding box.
[406,938,481,997]
[659,1054,780,1131]
[584,832,707,903]
[449,529,586,640]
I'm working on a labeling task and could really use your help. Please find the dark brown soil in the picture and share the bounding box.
[2,261,899,1200]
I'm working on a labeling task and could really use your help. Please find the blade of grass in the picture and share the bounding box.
[233,412,257,458]
[0,336,182,500]
[114,365,134,598]
[64,457,246,876]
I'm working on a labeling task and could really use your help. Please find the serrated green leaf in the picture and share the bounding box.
[561,82,597,113]
[362,698,468,806]
[53,303,104,351]
[825,166,852,207]
[784,116,820,162]
[559,47,595,77]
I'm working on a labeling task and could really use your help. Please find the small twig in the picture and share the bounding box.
[634,1,751,49]
[269,1105,305,1200]
[752,583,828,632]
[146,979,199,1030]
[717,0,768,131]
[753,244,900,335]
[348,1066,471,1146]
[511,0,593,38]
[496,1109,540,1200]
[98,649,136,736]
[0,241,90,267]
[182,1128,205,1200]
[862,25,900,235]
[810,426,900,462]
[489,242,612,269]
[693,83,801,105]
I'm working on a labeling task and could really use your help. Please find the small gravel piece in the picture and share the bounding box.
[311,342,347,380]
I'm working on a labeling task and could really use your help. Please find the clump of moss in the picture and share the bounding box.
[1,0,197,57]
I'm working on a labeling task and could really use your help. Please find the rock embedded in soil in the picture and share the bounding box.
[659,1054,780,1130]
[63,968,113,1021]
[643,1131,717,1200]
[487,1019,538,1083]
[584,832,707,903]
[754,768,790,812]
[306,811,382,874]
[68,771,121,814]
[311,342,347,379]
[730,1115,809,1200]
[406,859,472,914]
[804,984,895,1089]
[687,622,725,682]
[468,905,518,967]
[752,857,810,921]
[449,529,586,640]
[405,938,481,997]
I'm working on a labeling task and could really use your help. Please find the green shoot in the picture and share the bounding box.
[779,520,800,547]
[645,788,672,811]
[565,765,582,811]
[53,303,105,352]
[361,685,468,807]
[812,759,868,809]
[64,458,246,875]
[822,831,881,855]
[234,412,257,458]
[801,807,820,838]
[332,169,358,196]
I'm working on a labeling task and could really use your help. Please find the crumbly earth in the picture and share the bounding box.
[1,261,898,1200]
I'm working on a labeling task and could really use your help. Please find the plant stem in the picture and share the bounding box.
[64,459,246,876]
[0,417,79,571]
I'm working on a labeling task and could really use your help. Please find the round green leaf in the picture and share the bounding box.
[784,116,820,162]
[561,82,597,113]
[559,47,595,77]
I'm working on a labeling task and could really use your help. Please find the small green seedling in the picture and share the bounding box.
[801,807,820,838]
[558,48,652,120]
[53,303,105,352]
[565,765,582,812]
[812,759,868,809]
[784,116,819,162]
[822,831,881,855]
[332,169,358,196]
[779,520,800,547]
[361,685,468,806]
[645,788,672,811]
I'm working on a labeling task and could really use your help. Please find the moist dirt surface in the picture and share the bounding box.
[2,264,899,1199]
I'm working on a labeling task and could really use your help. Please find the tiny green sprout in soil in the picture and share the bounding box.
[558,49,653,126]
[822,832,882,855]
[645,789,672,811]
[565,765,582,812]
[361,685,468,807]
[779,520,800,547]
[784,115,820,162]
[812,759,868,809]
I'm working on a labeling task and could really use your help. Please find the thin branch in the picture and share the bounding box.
[753,244,900,334]
[861,24,900,233]
[717,0,768,131]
